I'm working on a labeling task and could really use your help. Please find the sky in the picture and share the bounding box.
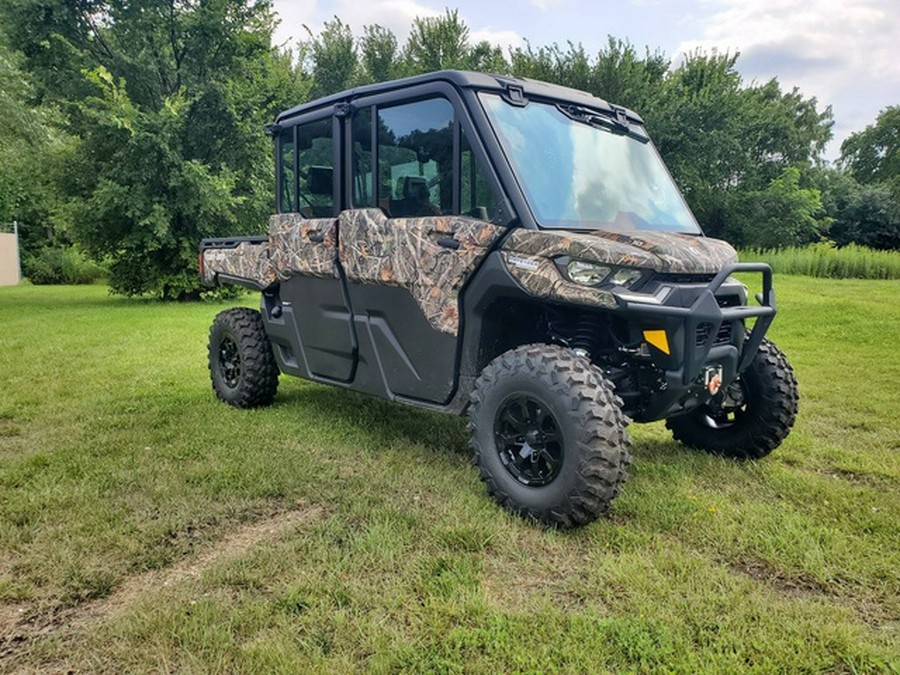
[270,0,900,160]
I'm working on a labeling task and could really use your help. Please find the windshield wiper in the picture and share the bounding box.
[557,104,649,143]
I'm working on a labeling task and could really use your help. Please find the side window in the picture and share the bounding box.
[297,118,335,218]
[352,106,375,208]
[279,129,295,213]
[461,128,501,222]
[378,98,454,217]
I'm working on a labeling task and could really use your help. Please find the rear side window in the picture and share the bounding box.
[296,118,335,218]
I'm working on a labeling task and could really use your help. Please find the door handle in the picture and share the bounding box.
[307,231,325,243]
[437,237,460,250]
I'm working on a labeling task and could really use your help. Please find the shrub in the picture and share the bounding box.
[23,246,107,285]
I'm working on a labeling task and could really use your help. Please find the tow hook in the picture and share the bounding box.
[704,366,724,395]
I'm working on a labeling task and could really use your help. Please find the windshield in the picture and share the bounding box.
[480,93,701,234]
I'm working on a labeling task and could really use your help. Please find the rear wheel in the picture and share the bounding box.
[666,338,798,459]
[469,344,632,528]
[208,307,279,408]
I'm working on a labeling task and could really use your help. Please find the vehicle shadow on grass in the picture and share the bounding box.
[277,383,471,457]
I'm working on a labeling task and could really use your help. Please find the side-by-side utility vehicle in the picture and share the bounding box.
[200,70,799,527]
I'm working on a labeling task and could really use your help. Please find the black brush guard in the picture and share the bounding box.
[615,263,776,420]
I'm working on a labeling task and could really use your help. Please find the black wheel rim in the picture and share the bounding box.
[493,395,564,486]
[701,379,748,429]
[219,336,242,389]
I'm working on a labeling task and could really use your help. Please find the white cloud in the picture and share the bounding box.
[470,28,524,53]
[674,0,900,156]
[530,0,563,10]
[332,0,440,38]
[271,0,319,47]
[272,0,441,46]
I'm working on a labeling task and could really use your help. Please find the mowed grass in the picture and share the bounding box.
[0,278,898,673]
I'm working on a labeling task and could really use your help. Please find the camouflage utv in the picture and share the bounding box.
[200,70,799,528]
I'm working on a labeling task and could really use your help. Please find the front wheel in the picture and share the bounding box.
[208,307,279,408]
[469,344,632,528]
[666,338,799,459]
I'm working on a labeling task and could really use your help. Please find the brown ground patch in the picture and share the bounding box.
[0,503,324,665]
[728,558,897,629]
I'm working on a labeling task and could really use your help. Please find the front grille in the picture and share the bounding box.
[696,321,733,347]
[716,294,742,308]
[653,273,715,285]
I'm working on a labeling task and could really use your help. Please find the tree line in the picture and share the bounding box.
[0,2,897,299]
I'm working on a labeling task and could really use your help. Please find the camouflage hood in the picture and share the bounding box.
[502,228,737,275]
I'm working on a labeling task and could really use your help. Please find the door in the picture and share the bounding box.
[338,94,505,402]
[270,113,356,382]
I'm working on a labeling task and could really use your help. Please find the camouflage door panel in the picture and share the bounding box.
[501,228,737,307]
[268,213,339,279]
[201,240,277,288]
[338,208,504,335]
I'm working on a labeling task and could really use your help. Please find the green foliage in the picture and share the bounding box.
[829,181,900,251]
[66,67,252,299]
[0,37,73,255]
[741,242,900,279]
[727,167,828,248]
[3,0,300,299]
[22,245,107,284]
[359,24,398,84]
[840,106,900,185]
[306,17,357,98]
[404,9,472,73]
[828,108,900,251]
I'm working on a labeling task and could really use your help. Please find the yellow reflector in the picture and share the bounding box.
[643,329,670,355]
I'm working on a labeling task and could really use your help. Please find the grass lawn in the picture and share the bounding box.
[0,278,898,673]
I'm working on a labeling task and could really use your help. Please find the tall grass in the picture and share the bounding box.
[740,243,900,279]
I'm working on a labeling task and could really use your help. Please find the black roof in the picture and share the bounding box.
[275,69,643,125]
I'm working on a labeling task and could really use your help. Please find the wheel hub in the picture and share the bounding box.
[219,336,242,389]
[494,395,563,486]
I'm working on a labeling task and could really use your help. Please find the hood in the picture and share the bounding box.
[502,228,737,274]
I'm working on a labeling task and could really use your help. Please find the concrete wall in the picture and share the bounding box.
[0,232,21,286]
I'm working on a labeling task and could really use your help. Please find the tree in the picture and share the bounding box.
[2,0,300,299]
[306,17,357,98]
[840,106,900,186]
[819,171,900,250]
[404,9,471,73]
[0,37,71,254]
[359,24,398,84]
[728,167,828,248]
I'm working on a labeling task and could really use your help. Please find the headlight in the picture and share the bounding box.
[563,259,643,289]
[608,268,643,287]
[566,260,611,285]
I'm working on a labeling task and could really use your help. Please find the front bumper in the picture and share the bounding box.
[614,263,776,420]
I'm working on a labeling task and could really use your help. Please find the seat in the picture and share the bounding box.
[391,176,440,217]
